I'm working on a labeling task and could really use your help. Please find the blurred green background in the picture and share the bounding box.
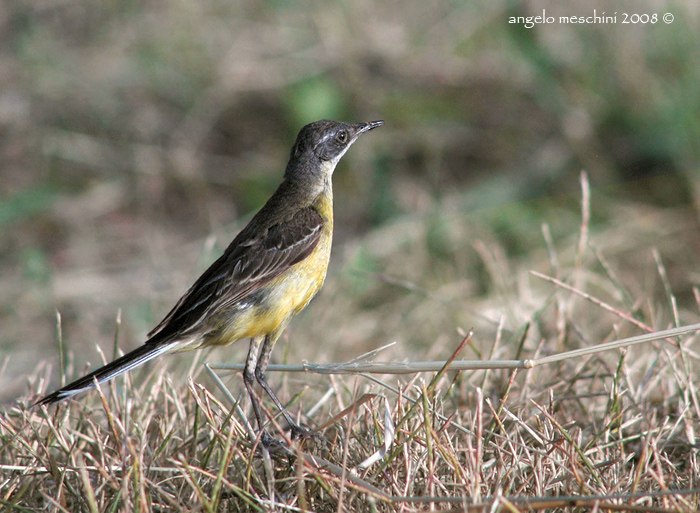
[2,0,699,402]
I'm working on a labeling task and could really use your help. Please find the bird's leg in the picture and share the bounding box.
[255,334,313,440]
[243,336,271,441]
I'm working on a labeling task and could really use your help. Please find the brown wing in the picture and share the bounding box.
[146,206,324,344]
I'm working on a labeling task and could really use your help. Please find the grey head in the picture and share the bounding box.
[285,119,383,179]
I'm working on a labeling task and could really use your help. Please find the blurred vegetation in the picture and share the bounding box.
[1,0,699,404]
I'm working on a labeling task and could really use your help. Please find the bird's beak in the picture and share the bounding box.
[355,120,384,135]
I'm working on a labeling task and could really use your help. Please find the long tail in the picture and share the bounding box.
[35,342,176,406]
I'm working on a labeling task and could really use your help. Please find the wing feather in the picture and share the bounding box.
[146,207,323,343]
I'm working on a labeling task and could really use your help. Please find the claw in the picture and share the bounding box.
[255,430,291,455]
[289,425,324,444]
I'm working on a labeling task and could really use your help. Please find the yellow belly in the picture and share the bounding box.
[246,233,331,336]
[200,192,334,348]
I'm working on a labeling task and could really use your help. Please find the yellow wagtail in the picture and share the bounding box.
[36,119,384,442]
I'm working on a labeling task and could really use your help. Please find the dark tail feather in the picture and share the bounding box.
[35,342,176,406]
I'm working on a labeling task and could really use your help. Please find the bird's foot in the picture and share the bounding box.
[289,424,325,445]
[253,424,325,456]
[257,430,292,454]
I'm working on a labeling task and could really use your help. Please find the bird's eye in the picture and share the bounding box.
[335,130,347,144]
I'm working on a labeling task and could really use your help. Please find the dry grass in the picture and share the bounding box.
[2,1,700,510]
[3,176,700,511]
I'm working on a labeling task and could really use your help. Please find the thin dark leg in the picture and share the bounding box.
[256,334,311,439]
[243,336,266,432]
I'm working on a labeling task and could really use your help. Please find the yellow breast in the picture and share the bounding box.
[203,189,334,347]
[262,189,334,320]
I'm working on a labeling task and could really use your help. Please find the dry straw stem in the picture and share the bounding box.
[207,322,700,375]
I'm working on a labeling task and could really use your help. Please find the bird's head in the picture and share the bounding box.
[285,119,383,182]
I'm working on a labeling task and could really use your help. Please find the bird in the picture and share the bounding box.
[36,119,384,443]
